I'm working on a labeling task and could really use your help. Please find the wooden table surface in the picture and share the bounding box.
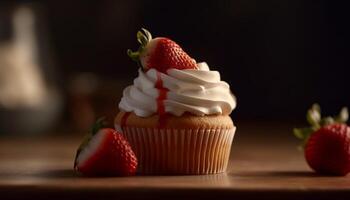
[1,122,350,200]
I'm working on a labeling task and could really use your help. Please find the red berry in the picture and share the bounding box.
[142,37,196,73]
[127,29,197,73]
[305,124,350,176]
[294,104,350,175]
[74,128,137,176]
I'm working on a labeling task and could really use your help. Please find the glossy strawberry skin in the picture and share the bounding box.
[144,37,197,73]
[76,129,137,176]
[304,124,350,176]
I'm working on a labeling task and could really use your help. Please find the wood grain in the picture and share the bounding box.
[0,122,349,199]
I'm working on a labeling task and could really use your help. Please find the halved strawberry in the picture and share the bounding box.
[294,104,350,176]
[127,28,197,73]
[74,118,137,176]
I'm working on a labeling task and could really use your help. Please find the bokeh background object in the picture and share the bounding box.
[0,0,349,135]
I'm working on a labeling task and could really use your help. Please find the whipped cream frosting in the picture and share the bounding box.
[118,62,236,117]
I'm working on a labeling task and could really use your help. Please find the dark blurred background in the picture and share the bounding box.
[0,0,349,134]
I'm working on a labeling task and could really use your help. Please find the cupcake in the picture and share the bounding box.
[115,29,237,175]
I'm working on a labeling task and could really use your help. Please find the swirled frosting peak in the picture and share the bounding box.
[119,62,236,117]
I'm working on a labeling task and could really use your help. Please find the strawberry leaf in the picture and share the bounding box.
[141,28,152,41]
[293,128,306,139]
[137,31,148,46]
[306,103,321,128]
[320,116,335,126]
[293,127,313,140]
[127,49,140,61]
[335,107,349,123]
[293,127,314,150]
[91,117,107,135]
[137,28,152,47]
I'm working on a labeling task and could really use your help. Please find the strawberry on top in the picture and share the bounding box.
[127,28,197,73]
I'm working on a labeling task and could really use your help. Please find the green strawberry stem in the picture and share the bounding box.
[91,117,107,136]
[127,28,152,64]
[294,103,349,148]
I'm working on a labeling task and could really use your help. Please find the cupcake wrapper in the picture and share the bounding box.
[121,127,236,175]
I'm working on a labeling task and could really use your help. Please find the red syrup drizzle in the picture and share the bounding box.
[120,112,131,131]
[155,71,169,128]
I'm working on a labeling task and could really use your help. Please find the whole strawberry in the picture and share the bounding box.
[74,118,137,176]
[127,28,197,73]
[294,104,350,176]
